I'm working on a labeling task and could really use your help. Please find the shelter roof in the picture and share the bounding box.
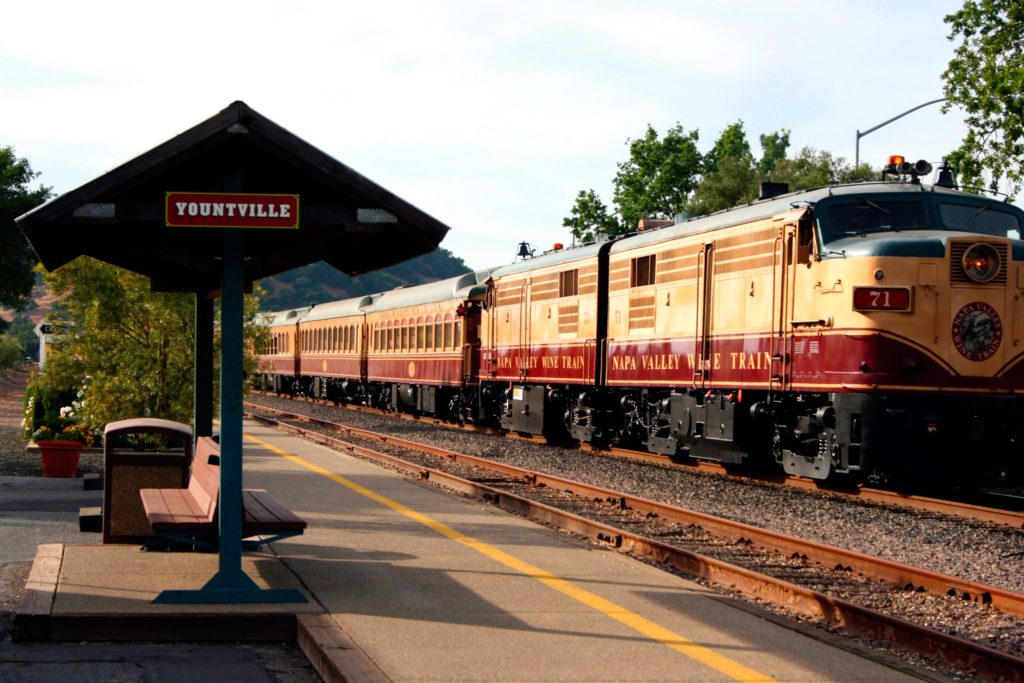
[16,101,451,294]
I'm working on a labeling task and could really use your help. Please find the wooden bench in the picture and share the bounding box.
[139,436,305,550]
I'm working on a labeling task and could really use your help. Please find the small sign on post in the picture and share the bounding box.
[165,192,300,229]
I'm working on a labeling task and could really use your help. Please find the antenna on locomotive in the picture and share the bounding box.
[516,241,535,260]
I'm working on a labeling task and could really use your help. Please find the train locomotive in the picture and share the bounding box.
[257,162,1024,485]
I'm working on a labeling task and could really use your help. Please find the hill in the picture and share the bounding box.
[257,247,473,311]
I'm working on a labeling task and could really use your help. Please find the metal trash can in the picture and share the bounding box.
[102,418,193,544]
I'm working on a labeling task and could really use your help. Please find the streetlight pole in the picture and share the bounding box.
[855,97,946,168]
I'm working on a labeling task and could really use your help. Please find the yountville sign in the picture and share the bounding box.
[165,192,300,229]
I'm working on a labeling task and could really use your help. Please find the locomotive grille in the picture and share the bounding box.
[559,303,579,334]
[949,241,1008,285]
[629,294,656,330]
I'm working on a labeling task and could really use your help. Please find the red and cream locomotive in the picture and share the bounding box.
[258,161,1024,485]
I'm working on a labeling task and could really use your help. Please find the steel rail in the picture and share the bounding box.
[247,409,1024,681]
[247,395,1024,529]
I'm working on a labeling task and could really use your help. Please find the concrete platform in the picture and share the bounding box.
[19,544,319,642]
[17,421,928,682]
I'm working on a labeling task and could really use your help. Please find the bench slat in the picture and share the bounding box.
[242,490,307,531]
[140,438,305,542]
[141,488,214,531]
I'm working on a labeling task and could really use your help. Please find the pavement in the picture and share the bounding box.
[0,475,321,683]
[3,423,936,682]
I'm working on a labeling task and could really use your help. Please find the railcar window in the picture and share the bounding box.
[825,199,929,237]
[454,319,462,347]
[559,269,579,297]
[444,320,453,349]
[630,255,656,287]
[434,319,442,349]
[940,202,1022,238]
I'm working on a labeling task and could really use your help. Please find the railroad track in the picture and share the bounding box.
[245,402,1024,680]
[251,392,1024,529]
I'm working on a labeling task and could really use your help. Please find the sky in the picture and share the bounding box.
[2,0,978,271]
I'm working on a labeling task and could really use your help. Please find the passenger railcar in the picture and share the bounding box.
[296,294,378,402]
[257,270,493,419]
[362,269,492,418]
[256,307,309,394]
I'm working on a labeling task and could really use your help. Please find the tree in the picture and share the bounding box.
[943,0,1024,197]
[561,123,878,244]
[769,147,875,191]
[611,124,703,231]
[1,315,38,362]
[688,122,758,216]
[0,146,52,310]
[703,121,751,175]
[757,130,791,178]
[562,189,618,244]
[29,257,264,432]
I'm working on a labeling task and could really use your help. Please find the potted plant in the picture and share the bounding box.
[33,418,95,477]
[28,393,96,479]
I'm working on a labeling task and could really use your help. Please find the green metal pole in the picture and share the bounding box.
[155,231,303,603]
[209,231,252,588]
[194,295,214,438]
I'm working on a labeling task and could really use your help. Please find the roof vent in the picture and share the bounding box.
[759,182,789,200]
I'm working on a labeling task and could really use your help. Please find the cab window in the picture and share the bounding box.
[824,199,929,239]
[940,202,1022,238]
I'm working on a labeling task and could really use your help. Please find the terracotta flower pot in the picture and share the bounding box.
[37,439,83,478]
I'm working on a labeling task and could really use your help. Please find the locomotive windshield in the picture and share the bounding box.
[820,195,1023,242]
[824,199,930,237]
[939,202,1022,238]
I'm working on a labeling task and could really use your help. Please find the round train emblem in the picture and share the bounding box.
[407,361,416,378]
[951,302,1002,361]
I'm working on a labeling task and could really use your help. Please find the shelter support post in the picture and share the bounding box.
[194,295,214,439]
[156,233,304,604]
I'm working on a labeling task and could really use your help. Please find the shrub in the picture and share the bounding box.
[0,334,22,369]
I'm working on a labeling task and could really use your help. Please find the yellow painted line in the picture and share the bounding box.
[244,431,774,682]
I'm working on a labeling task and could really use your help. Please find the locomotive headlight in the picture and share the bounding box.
[962,243,1001,283]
